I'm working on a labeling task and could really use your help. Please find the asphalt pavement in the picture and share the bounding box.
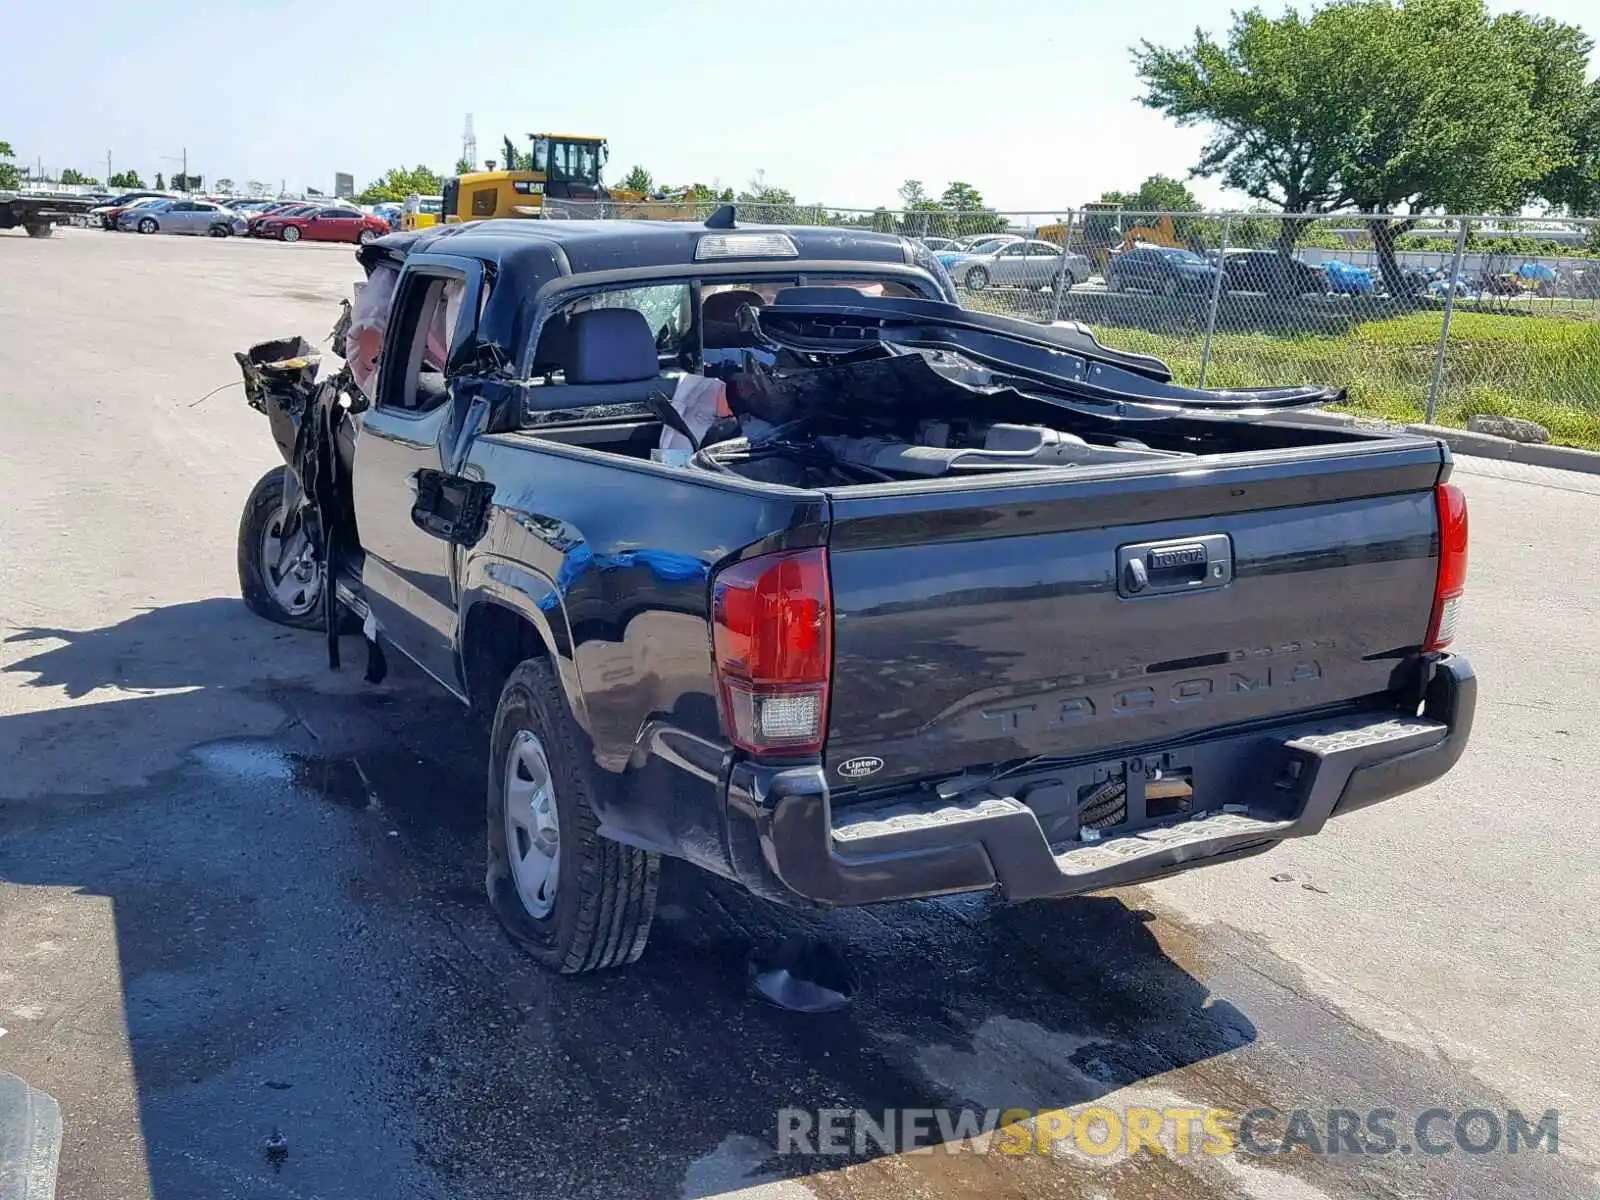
[2,227,1597,1200]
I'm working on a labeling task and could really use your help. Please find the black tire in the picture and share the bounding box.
[137,217,157,234]
[237,466,329,631]
[964,265,989,291]
[281,225,301,242]
[24,222,55,238]
[209,224,231,237]
[486,659,659,973]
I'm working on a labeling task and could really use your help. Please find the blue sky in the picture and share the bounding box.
[4,0,1595,211]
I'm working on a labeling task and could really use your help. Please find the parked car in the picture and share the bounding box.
[118,197,245,236]
[1105,246,1222,296]
[231,217,1474,975]
[93,191,171,230]
[247,203,317,235]
[107,196,174,231]
[917,236,960,252]
[257,205,389,244]
[936,235,1024,271]
[1217,250,1327,297]
[955,239,1091,292]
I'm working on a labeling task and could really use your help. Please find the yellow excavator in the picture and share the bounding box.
[1035,204,1186,274]
[402,133,695,230]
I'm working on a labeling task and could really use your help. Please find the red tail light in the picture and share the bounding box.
[1425,483,1468,650]
[712,548,831,754]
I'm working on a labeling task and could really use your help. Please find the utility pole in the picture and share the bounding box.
[106,151,112,185]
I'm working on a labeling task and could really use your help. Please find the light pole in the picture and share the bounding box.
[160,148,189,192]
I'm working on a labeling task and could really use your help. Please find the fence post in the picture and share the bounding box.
[1198,215,1232,388]
[1426,216,1470,423]
[1048,210,1078,324]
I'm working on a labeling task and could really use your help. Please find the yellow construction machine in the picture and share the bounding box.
[402,133,697,230]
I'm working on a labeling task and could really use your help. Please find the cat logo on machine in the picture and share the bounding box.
[837,756,885,779]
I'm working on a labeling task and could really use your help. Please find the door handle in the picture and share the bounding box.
[1117,534,1232,598]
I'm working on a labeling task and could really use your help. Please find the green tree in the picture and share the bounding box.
[454,156,474,176]
[1539,77,1600,215]
[898,179,929,207]
[357,165,446,204]
[215,177,235,194]
[739,170,796,205]
[107,169,145,189]
[154,172,165,190]
[1135,0,1590,290]
[617,165,654,194]
[940,181,985,210]
[59,168,98,186]
[0,140,18,191]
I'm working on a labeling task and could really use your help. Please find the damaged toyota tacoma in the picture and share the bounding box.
[234,212,1475,973]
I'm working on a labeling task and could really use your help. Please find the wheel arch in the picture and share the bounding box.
[458,560,586,727]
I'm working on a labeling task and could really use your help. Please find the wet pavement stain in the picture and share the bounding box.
[3,679,1597,1199]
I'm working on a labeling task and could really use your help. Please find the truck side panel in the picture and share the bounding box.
[459,434,827,855]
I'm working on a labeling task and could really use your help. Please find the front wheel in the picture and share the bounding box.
[137,218,157,234]
[281,225,301,242]
[486,659,659,973]
[964,265,989,291]
[237,466,326,629]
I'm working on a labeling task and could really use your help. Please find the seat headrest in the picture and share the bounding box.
[565,308,659,385]
[701,289,766,350]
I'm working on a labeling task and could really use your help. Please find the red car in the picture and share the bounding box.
[258,205,390,244]
[245,202,316,236]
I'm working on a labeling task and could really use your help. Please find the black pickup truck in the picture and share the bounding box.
[234,213,1475,973]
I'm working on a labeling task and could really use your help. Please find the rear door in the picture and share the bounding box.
[819,440,1447,789]
[991,242,1028,285]
[1023,240,1062,286]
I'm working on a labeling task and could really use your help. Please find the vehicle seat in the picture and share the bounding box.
[533,307,669,408]
[701,289,766,349]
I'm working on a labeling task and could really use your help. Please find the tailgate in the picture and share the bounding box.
[821,438,1447,787]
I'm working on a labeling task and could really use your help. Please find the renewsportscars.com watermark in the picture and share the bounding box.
[777,1106,1561,1158]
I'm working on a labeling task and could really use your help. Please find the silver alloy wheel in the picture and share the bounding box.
[260,506,322,617]
[358,229,376,245]
[504,730,560,918]
[282,225,301,242]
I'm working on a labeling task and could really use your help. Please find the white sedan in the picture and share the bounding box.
[954,239,1092,292]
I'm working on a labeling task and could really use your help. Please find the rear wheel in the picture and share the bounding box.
[486,659,659,973]
[208,224,231,237]
[357,228,376,245]
[24,222,54,238]
[281,225,301,243]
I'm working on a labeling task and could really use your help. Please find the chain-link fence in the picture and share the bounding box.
[547,200,1600,448]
